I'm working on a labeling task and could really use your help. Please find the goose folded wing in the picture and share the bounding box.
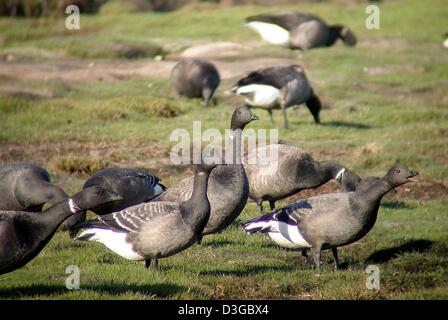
[153,176,193,203]
[97,201,180,233]
[282,193,349,224]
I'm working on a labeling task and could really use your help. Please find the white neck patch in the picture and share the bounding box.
[69,199,81,214]
[335,168,346,182]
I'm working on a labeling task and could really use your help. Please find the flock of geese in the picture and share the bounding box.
[0,12,419,277]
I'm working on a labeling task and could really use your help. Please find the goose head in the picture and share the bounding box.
[230,106,259,130]
[70,186,123,213]
[383,164,419,188]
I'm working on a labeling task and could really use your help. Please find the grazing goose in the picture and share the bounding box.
[153,106,258,237]
[244,144,361,213]
[170,59,221,107]
[241,164,418,274]
[232,65,321,129]
[0,163,68,212]
[65,167,166,237]
[245,12,357,50]
[74,163,217,270]
[0,186,122,275]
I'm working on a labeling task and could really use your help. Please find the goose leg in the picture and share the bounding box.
[301,249,309,264]
[281,103,289,129]
[331,247,339,271]
[257,201,264,214]
[146,259,159,271]
[267,109,274,124]
[311,246,322,275]
[268,200,275,211]
[152,259,159,271]
[202,87,213,107]
[197,234,203,245]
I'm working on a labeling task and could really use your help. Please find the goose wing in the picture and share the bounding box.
[284,193,350,224]
[245,12,324,31]
[152,176,193,203]
[91,201,180,233]
[234,66,306,90]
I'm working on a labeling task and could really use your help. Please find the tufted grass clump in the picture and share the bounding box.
[51,155,110,175]
[0,95,31,114]
[120,96,182,118]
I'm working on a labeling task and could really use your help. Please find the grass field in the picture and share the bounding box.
[0,0,447,299]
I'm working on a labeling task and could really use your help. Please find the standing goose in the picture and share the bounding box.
[170,59,221,107]
[244,144,361,213]
[0,186,122,275]
[0,163,68,213]
[65,168,166,237]
[153,106,258,237]
[232,65,321,129]
[241,164,418,274]
[245,12,357,50]
[74,163,217,270]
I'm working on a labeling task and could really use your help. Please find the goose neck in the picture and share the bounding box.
[38,200,75,228]
[226,128,243,166]
[328,25,343,45]
[358,178,393,204]
[183,171,212,228]
[319,161,344,181]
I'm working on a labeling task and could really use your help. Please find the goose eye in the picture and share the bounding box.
[396,169,401,174]
[96,189,103,195]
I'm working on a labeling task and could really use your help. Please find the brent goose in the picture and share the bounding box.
[242,164,418,274]
[244,144,361,213]
[65,167,166,237]
[232,65,321,128]
[153,106,257,238]
[171,59,220,107]
[245,12,357,50]
[74,163,217,270]
[0,186,122,275]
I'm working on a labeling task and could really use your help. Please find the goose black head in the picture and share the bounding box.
[230,106,259,130]
[384,164,419,188]
[339,26,357,46]
[70,186,123,213]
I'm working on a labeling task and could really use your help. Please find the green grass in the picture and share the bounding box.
[0,0,447,299]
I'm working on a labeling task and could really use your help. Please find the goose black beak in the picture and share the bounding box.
[407,171,419,183]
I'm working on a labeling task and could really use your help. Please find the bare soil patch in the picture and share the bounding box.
[0,57,298,85]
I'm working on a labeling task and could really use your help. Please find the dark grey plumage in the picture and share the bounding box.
[65,167,165,237]
[244,144,361,213]
[74,163,217,270]
[0,163,68,212]
[232,65,321,129]
[170,59,220,107]
[241,164,418,274]
[0,186,122,275]
[153,106,258,237]
[245,12,357,50]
